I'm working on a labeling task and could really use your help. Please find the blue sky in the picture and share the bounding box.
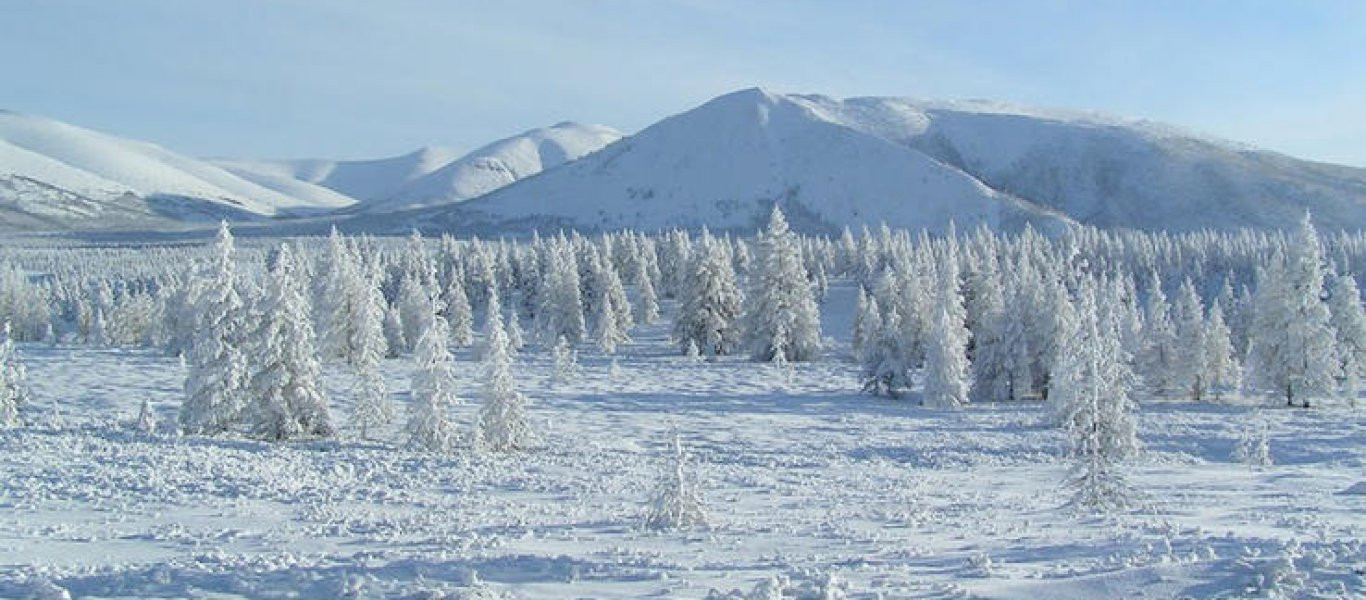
[4,1,1363,165]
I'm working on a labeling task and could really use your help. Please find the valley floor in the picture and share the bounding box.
[0,310,1363,598]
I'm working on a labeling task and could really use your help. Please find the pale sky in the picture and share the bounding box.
[4,0,1363,166]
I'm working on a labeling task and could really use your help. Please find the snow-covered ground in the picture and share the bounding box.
[1,287,1363,599]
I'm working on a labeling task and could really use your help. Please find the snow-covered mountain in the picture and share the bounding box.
[215,146,462,207]
[0,111,619,232]
[7,89,1366,235]
[375,122,622,212]
[0,110,354,230]
[392,88,1366,235]
[218,122,622,213]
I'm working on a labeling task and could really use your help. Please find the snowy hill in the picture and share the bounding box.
[0,110,354,230]
[219,122,621,213]
[374,122,623,212]
[387,88,1366,235]
[215,146,462,206]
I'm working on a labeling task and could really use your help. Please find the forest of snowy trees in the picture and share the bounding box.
[1,209,1364,508]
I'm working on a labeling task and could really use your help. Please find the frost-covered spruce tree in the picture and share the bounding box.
[180,221,249,436]
[536,239,587,345]
[967,252,1015,403]
[1052,282,1141,512]
[595,295,628,354]
[1247,214,1338,408]
[552,334,577,382]
[1233,416,1273,467]
[851,287,876,363]
[741,208,822,362]
[1203,302,1242,401]
[506,303,526,351]
[1327,273,1366,405]
[381,303,405,359]
[1170,278,1210,401]
[593,257,633,354]
[315,226,352,359]
[396,270,435,355]
[406,313,460,453]
[644,434,707,530]
[1137,273,1179,399]
[135,398,157,434]
[632,253,660,325]
[476,308,534,452]
[443,268,475,348]
[1037,275,1078,400]
[922,260,972,408]
[861,301,913,397]
[0,322,27,427]
[674,230,743,357]
[597,251,635,339]
[246,243,334,441]
[348,266,394,439]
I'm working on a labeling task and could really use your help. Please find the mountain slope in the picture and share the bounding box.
[388,89,1071,235]
[799,95,1366,231]
[389,89,1366,235]
[219,123,621,213]
[374,122,622,212]
[216,146,462,205]
[0,110,355,229]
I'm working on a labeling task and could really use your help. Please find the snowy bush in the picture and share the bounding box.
[0,321,28,427]
[645,434,707,530]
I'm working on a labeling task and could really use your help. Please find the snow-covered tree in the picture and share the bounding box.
[0,322,27,427]
[967,253,1015,403]
[1203,302,1241,401]
[443,270,475,347]
[1247,214,1338,408]
[674,231,744,357]
[1233,416,1273,468]
[1170,278,1210,401]
[396,272,435,354]
[382,303,405,359]
[536,240,587,345]
[1137,273,1179,398]
[851,287,876,362]
[860,301,913,397]
[476,308,534,452]
[552,335,577,382]
[506,304,526,351]
[348,266,394,439]
[595,295,628,354]
[246,243,334,441]
[406,314,460,453]
[644,434,707,530]
[134,398,156,434]
[180,221,249,436]
[1050,282,1141,511]
[1327,273,1366,405]
[921,259,972,408]
[0,262,52,342]
[632,254,660,325]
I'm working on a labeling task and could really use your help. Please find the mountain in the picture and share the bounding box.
[215,146,462,206]
[386,88,1366,235]
[0,110,354,230]
[374,122,622,212]
[218,122,621,213]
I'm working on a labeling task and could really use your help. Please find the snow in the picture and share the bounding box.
[377,122,623,212]
[0,111,351,222]
[8,88,1366,235]
[217,146,462,206]
[390,88,1366,236]
[1,281,1362,598]
[218,123,622,213]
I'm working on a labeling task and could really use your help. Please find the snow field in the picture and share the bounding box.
[1,297,1362,599]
